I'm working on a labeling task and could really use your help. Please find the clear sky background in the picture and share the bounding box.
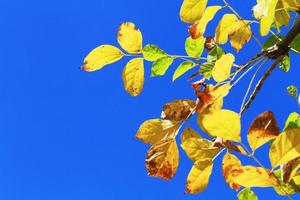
[0,0,299,199]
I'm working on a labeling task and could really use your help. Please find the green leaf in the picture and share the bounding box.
[237,188,258,200]
[284,112,300,131]
[291,32,300,54]
[207,45,225,63]
[263,35,283,49]
[287,85,298,97]
[185,36,205,59]
[151,56,174,77]
[172,61,197,81]
[142,44,167,61]
[200,62,214,79]
[279,55,290,72]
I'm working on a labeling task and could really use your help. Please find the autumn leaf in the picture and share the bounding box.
[185,36,205,59]
[161,99,196,121]
[213,137,247,155]
[181,138,219,169]
[142,44,167,61]
[269,128,300,168]
[282,157,300,183]
[247,111,280,152]
[215,14,241,44]
[180,0,208,23]
[188,6,222,39]
[135,119,180,145]
[146,139,179,180]
[151,56,174,77]
[185,163,213,194]
[82,45,124,72]
[180,127,202,144]
[237,188,258,200]
[222,152,278,190]
[198,109,241,142]
[122,58,144,96]
[117,22,143,54]
[273,169,298,196]
[212,53,235,82]
[229,23,252,52]
[253,0,278,36]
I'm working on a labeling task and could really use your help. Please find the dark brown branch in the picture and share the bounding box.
[267,19,300,59]
[240,56,284,114]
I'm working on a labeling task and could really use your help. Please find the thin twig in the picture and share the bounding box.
[240,56,284,114]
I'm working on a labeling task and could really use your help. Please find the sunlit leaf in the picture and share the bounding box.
[279,55,290,72]
[273,169,297,196]
[161,99,196,121]
[181,127,202,144]
[253,0,278,36]
[180,0,208,23]
[173,61,197,81]
[188,6,222,39]
[237,188,258,200]
[198,109,241,142]
[284,112,300,130]
[222,152,278,190]
[185,163,213,194]
[269,128,300,168]
[146,139,179,180]
[135,119,180,145]
[247,111,280,151]
[181,138,219,169]
[82,45,124,72]
[282,158,300,183]
[213,138,247,155]
[287,85,298,97]
[142,44,167,61]
[117,22,143,54]
[151,56,174,77]
[207,45,225,63]
[230,23,252,52]
[185,36,205,59]
[212,53,235,82]
[122,58,144,96]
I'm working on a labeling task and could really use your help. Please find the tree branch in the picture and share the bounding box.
[240,56,284,114]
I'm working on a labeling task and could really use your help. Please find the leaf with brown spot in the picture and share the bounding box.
[161,99,196,121]
[145,139,179,180]
[247,111,280,152]
[185,163,213,194]
[117,22,143,54]
[135,119,180,145]
[222,152,278,190]
[282,157,300,183]
[213,137,247,155]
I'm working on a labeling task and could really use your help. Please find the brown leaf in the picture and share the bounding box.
[161,99,196,121]
[145,139,179,180]
[213,137,247,155]
[282,157,300,183]
[247,111,280,151]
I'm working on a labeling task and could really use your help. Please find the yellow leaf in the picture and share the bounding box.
[185,163,213,194]
[253,0,278,36]
[82,45,124,72]
[146,139,179,180]
[222,152,278,190]
[247,111,280,152]
[135,119,180,145]
[181,138,219,169]
[229,23,252,52]
[212,53,235,82]
[198,109,241,142]
[188,6,222,39]
[269,128,300,168]
[117,22,143,54]
[222,152,242,190]
[180,0,208,23]
[161,99,196,121]
[210,83,231,100]
[213,138,247,155]
[275,0,290,30]
[122,58,144,96]
[215,14,241,44]
[180,127,202,144]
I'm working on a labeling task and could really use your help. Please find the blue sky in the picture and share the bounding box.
[0,0,299,199]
